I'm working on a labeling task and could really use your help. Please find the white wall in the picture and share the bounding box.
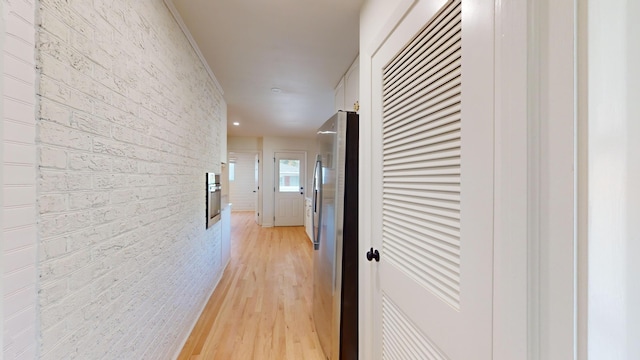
[587,0,640,357]
[2,0,38,358]
[35,1,226,358]
[228,136,261,152]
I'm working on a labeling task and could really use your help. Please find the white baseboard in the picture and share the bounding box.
[172,261,228,360]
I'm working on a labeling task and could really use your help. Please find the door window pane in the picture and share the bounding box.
[279,159,300,192]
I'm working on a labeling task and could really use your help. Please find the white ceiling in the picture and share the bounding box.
[171,0,363,138]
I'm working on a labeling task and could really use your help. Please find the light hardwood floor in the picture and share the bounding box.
[178,211,327,360]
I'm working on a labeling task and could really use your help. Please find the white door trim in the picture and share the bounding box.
[576,0,588,357]
[366,0,417,57]
[254,153,262,225]
[493,0,529,357]
[528,0,577,358]
[0,1,5,354]
[495,0,577,357]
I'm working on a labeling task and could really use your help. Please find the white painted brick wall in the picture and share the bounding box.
[229,152,257,211]
[3,0,39,359]
[1,1,4,352]
[36,0,225,358]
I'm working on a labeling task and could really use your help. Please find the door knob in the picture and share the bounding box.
[366,248,380,262]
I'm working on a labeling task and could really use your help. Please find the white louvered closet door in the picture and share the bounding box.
[369,0,494,359]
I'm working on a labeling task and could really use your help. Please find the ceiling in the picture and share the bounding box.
[171,0,363,138]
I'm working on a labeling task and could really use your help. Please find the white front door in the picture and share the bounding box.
[368,0,494,358]
[274,152,305,226]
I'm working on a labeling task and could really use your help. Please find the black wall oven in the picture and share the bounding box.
[206,173,221,228]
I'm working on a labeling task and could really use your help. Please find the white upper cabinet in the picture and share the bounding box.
[334,56,359,113]
[344,56,359,112]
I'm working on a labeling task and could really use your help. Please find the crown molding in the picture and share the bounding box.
[164,0,224,95]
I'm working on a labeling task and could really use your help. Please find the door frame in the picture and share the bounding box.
[254,153,261,225]
[273,151,307,227]
[526,0,577,357]
[227,150,262,224]
[1,0,5,352]
[359,0,577,358]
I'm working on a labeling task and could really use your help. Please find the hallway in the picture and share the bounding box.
[178,212,326,359]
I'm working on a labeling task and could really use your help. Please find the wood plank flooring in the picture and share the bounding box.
[178,211,327,360]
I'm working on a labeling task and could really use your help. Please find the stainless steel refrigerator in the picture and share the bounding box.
[312,111,358,360]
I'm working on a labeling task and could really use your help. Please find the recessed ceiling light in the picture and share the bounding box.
[271,87,282,93]
[232,122,240,126]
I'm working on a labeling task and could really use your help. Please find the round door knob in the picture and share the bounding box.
[366,247,380,262]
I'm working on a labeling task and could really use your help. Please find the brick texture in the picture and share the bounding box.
[36,1,225,358]
[3,0,39,358]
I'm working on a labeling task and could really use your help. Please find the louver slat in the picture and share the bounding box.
[382,0,462,310]
[383,37,461,111]
[383,2,461,86]
[382,295,450,360]
[383,81,460,128]
[383,102,460,137]
[382,193,460,212]
[384,221,460,260]
[384,129,460,157]
[383,199,460,224]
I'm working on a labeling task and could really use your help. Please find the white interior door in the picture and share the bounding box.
[255,153,260,224]
[369,0,494,358]
[274,152,305,226]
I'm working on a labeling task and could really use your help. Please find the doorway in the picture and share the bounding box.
[274,151,306,226]
[228,151,261,224]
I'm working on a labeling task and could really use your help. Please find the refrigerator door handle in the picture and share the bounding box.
[312,156,322,250]
[314,190,318,212]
